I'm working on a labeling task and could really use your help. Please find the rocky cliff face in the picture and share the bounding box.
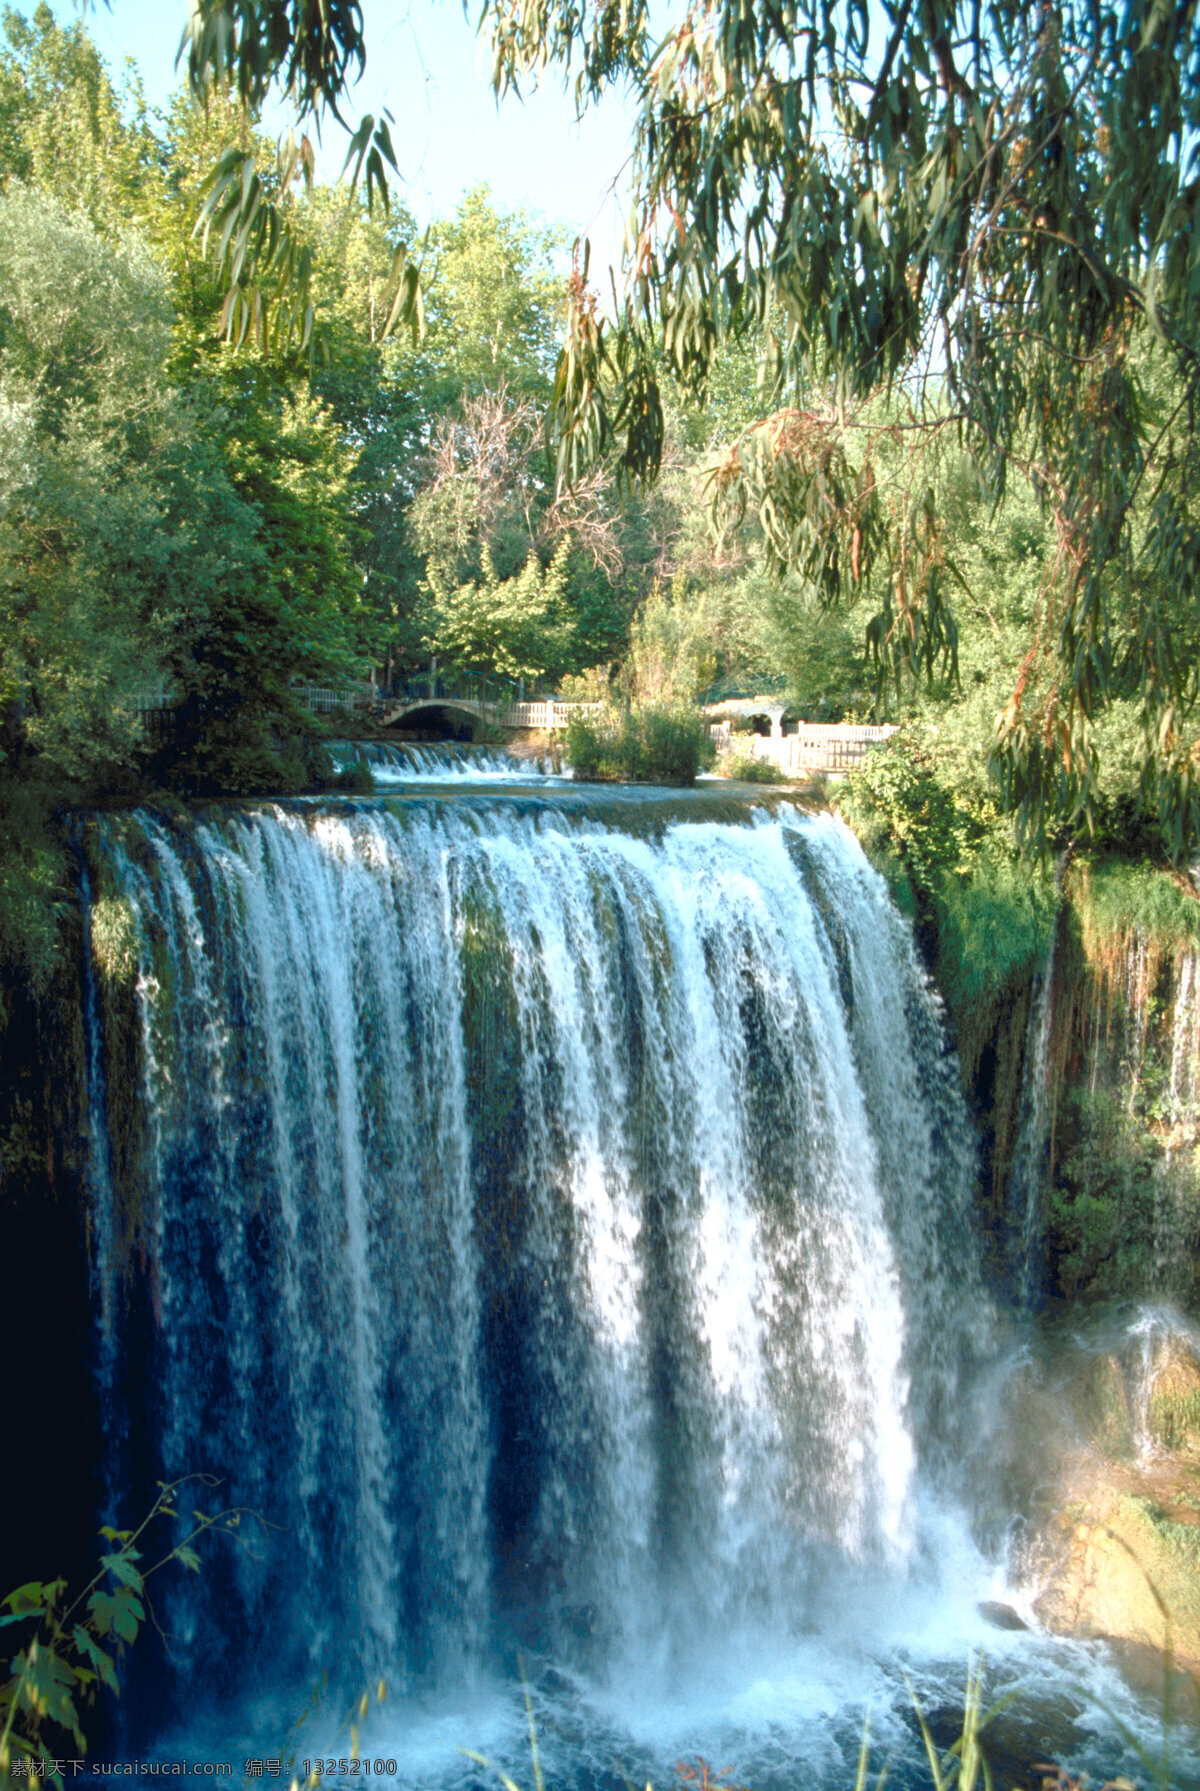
[986,1310,1200,1705]
[937,863,1200,1685]
[958,868,1200,1312]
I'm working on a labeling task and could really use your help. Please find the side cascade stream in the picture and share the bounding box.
[79,794,1006,1772]
[1007,935,1057,1308]
[1002,919,1200,1309]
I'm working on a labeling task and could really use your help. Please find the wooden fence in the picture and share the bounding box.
[727,724,898,774]
[499,700,602,729]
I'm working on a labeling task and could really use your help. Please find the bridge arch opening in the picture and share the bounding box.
[385,702,482,742]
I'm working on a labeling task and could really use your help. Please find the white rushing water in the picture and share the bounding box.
[78,794,1181,1786]
[333,740,571,784]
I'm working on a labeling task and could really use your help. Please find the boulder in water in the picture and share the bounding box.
[977,1599,1029,1631]
[1004,1309,1200,1677]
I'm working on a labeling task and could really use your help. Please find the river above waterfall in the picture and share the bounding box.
[76,784,1197,1787]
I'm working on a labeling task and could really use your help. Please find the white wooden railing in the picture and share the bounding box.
[498,700,603,729]
[298,683,376,715]
[131,682,893,772]
[135,685,602,727]
[733,724,898,773]
[132,687,174,713]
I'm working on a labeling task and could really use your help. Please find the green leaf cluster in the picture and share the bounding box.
[0,1481,230,1785]
[471,0,1200,856]
[422,541,573,685]
[840,727,1060,1077]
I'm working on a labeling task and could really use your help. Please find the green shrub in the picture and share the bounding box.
[1072,855,1200,966]
[563,709,625,781]
[333,755,376,794]
[565,705,714,785]
[719,752,785,784]
[933,848,1060,1076]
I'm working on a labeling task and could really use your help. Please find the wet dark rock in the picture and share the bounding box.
[977,1599,1030,1631]
[925,1694,1088,1791]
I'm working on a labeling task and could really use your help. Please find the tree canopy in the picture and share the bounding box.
[4,0,1199,856]
[183,0,1200,854]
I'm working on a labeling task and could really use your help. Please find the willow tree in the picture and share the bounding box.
[189,0,1200,852]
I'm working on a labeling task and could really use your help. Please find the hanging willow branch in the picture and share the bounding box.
[184,1,422,355]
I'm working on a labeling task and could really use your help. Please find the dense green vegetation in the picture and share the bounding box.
[33,0,1200,851]
[0,6,660,1001]
[472,0,1200,862]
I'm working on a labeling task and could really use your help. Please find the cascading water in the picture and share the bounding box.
[1155,949,1200,1293]
[331,739,568,783]
[1166,950,1200,1153]
[1008,937,1057,1307]
[1096,934,1200,1295]
[76,790,1170,1785]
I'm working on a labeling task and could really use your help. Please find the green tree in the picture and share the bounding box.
[414,185,563,403]
[422,539,573,684]
[0,175,378,989]
[324,189,567,671]
[0,4,162,229]
[357,189,652,680]
[0,188,177,777]
[153,376,369,795]
[479,0,1200,854]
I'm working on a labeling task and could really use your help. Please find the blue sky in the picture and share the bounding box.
[56,0,638,278]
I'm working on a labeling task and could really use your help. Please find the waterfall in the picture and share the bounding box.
[1008,935,1057,1306]
[79,795,989,1756]
[1122,934,1152,1115]
[1153,947,1200,1291]
[1166,949,1200,1151]
[331,740,567,782]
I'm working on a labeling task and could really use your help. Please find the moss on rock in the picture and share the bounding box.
[1036,1489,1200,1669]
[1148,1346,1200,1453]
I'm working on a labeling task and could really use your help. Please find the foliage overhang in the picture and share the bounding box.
[474,0,1200,859]
[181,0,421,354]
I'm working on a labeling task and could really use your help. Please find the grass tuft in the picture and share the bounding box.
[718,752,786,784]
